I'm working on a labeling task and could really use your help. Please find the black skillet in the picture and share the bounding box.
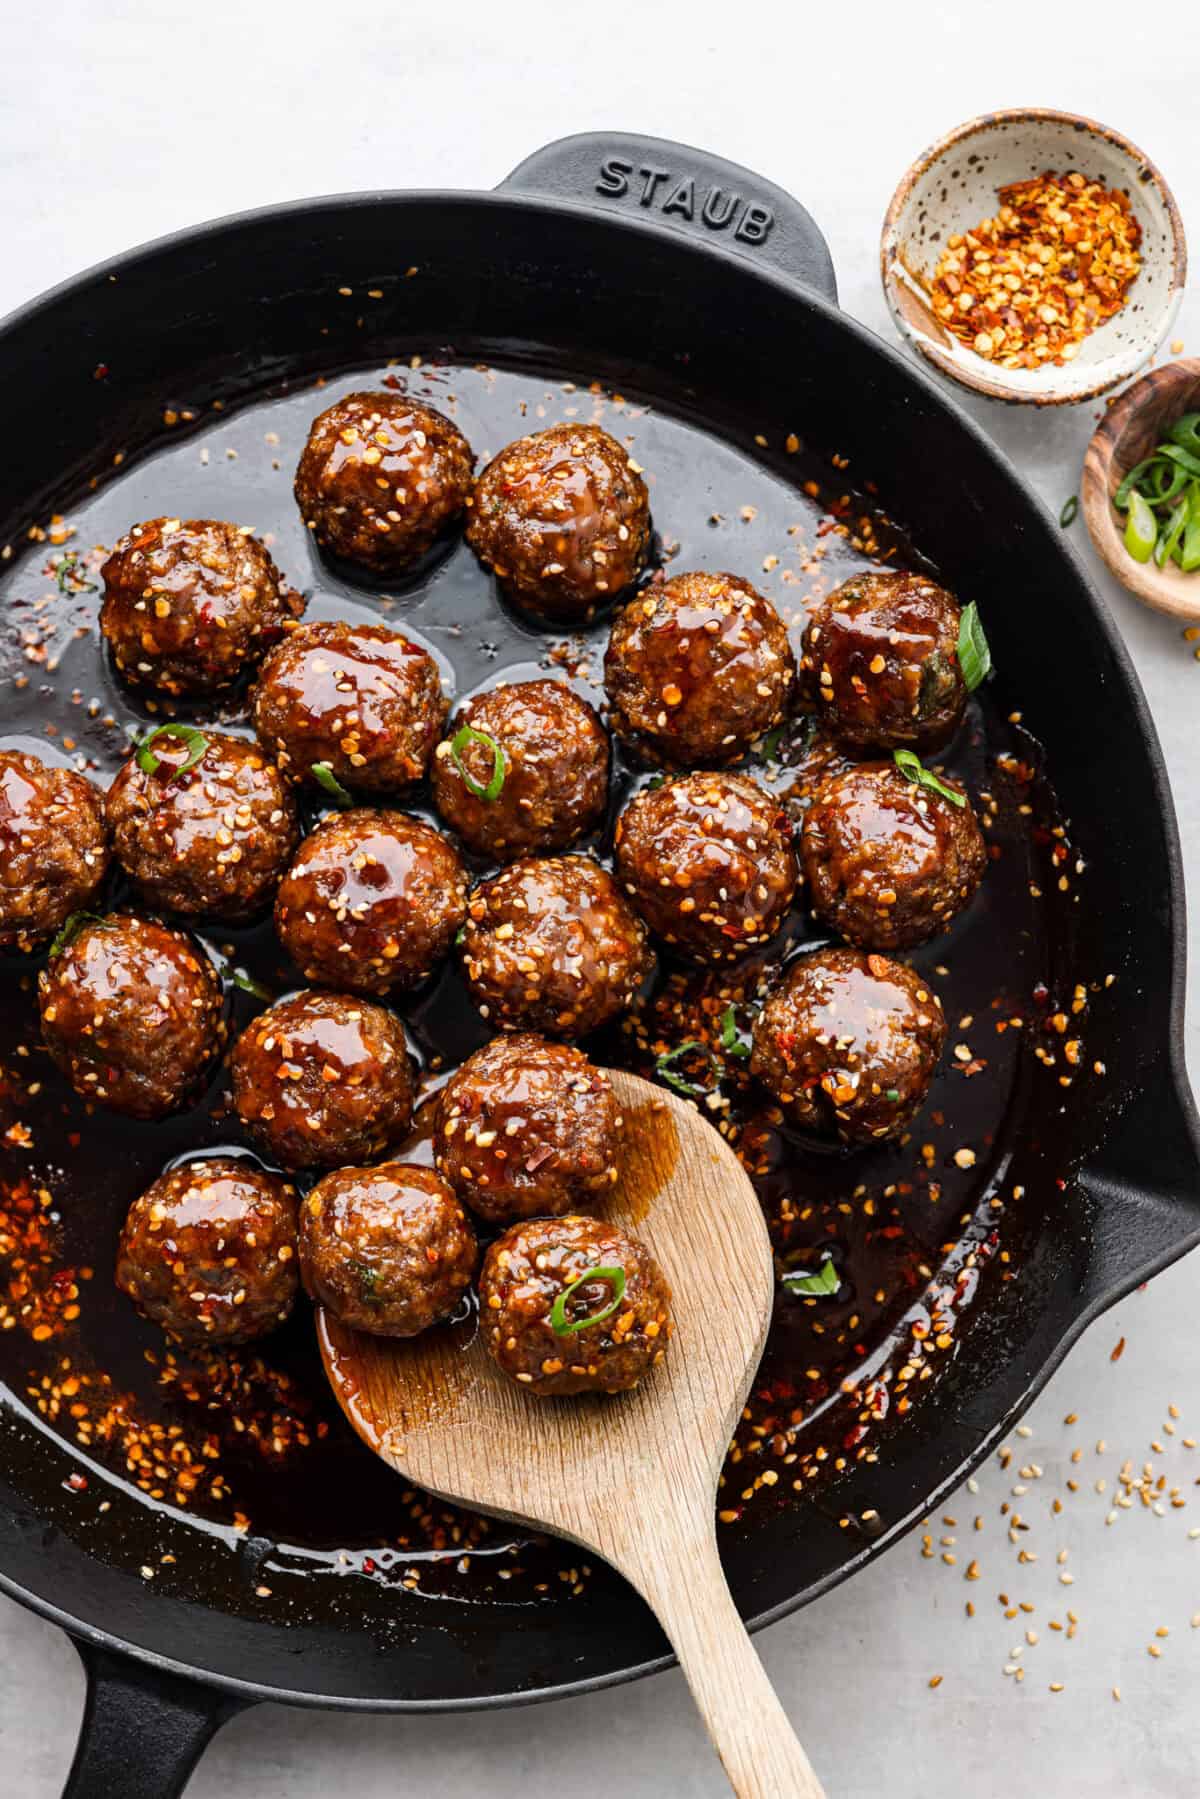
[0,133,1196,1797]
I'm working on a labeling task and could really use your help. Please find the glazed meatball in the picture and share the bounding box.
[800,571,967,751]
[275,810,467,995]
[460,856,652,1038]
[802,762,986,950]
[432,680,609,861]
[0,751,109,953]
[106,728,299,921]
[38,913,224,1119]
[116,1157,299,1347]
[436,1035,621,1222]
[294,391,474,574]
[299,1162,476,1337]
[466,423,650,621]
[252,619,447,797]
[605,571,794,767]
[100,518,302,696]
[230,990,414,1171]
[750,947,945,1145]
[614,772,797,964]
[479,1215,671,1396]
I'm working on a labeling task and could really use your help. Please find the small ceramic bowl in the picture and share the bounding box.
[1082,359,1200,620]
[881,109,1186,406]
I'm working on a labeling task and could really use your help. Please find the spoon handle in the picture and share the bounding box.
[617,1513,827,1798]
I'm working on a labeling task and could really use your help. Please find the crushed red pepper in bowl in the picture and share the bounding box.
[927,171,1143,371]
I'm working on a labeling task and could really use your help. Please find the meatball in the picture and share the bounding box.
[294,391,474,574]
[106,728,299,921]
[432,680,609,861]
[799,571,967,751]
[275,810,466,995]
[299,1162,476,1337]
[252,619,447,796]
[802,762,986,951]
[0,751,109,953]
[116,1157,299,1347]
[436,1035,621,1222]
[750,948,945,1145]
[479,1215,671,1396]
[466,423,650,621]
[460,856,652,1038]
[231,990,413,1171]
[100,517,302,696]
[605,571,794,767]
[38,913,224,1119]
[614,772,797,964]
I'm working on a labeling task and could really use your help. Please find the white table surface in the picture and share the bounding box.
[3,3,1200,1793]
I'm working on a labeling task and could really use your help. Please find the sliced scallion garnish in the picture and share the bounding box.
[719,1004,753,1061]
[48,911,110,959]
[231,967,274,1002]
[782,1255,841,1298]
[311,762,353,808]
[956,602,991,692]
[449,724,507,802]
[1167,412,1200,459]
[893,748,966,809]
[549,1265,627,1337]
[1059,496,1078,528]
[1124,490,1157,564]
[654,1039,721,1099]
[135,721,208,779]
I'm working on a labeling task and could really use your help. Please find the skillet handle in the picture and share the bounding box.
[1077,1045,1200,1303]
[62,1642,248,1799]
[501,131,838,304]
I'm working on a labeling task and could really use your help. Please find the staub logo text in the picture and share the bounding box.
[595,160,774,245]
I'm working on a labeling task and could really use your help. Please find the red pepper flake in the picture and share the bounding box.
[1110,1336,1126,1363]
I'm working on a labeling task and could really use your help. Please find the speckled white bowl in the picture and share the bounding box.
[880,109,1187,406]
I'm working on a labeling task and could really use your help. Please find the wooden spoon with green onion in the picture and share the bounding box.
[319,1068,826,1798]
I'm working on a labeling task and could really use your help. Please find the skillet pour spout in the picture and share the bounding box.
[0,128,1194,1798]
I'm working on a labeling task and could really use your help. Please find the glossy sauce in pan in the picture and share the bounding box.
[0,356,1078,1613]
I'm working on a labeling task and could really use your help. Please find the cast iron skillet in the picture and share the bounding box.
[0,133,1197,1797]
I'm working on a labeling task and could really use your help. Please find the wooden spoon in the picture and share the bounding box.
[1082,358,1200,621]
[319,1068,826,1798]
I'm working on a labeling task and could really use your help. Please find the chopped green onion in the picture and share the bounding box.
[454,925,466,946]
[956,602,991,692]
[1181,485,1200,574]
[231,967,274,1002]
[53,551,95,593]
[1059,496,1078,528]
[644,773,667,792]
[782,1255,841,1299]
[1158,443,1200,482]
[450,725,506,802]
[1123,490,1157,564]
[655,1039,720,1099]
[549,1265,627,1336]
[48,911,110,959]
[311,761,353,807]
[885,1088,901,1102]
[719,1004,752,1061]
[893,748,966,809]
[1114,456,1157,510]
[1155,497,1189,568]
[760,723,785,762]
[1167,412,1200,459]
[135,722,208,779]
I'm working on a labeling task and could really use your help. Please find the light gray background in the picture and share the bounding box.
[2,3,1199,1794]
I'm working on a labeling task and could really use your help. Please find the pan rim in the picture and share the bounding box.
[0,181,1195,1713]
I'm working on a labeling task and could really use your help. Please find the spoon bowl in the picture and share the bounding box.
[319,1067,826,1798]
